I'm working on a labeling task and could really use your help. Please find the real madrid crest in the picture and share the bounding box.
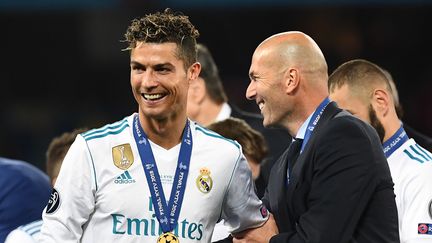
[112,143,134,170]
[196,167,213,193]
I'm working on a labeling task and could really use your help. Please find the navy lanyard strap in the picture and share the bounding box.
[132,114,192,232]
[300,97,331,154]
[382,125,408,158]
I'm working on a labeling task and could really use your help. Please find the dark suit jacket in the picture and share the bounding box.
[230,104,292,198]
[263,102,400,243]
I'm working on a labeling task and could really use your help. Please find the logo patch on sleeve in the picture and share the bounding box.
[418,223,432,235]
[260,205,268,218]
[46,188,61,214]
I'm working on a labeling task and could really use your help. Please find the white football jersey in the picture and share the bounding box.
[387,138,432,243]
[40,114,267,243]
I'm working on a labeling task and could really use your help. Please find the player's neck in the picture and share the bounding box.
[284,94,327,137]
[195,101,223,126]
[139,113,187,149]
[383,113,403,143]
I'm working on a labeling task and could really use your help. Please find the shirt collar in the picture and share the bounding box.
[295,112,313,140]
[215,102,232,122]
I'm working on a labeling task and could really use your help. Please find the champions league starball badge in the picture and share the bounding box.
[157,232,179,243]
[196,167,213,193]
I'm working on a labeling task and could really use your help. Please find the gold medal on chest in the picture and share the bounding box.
[157,232,179,243]
[196,167,213,193]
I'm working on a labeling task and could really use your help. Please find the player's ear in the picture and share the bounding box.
[283,68,300,94]
[372,88,390,117]
[188,62,201,82]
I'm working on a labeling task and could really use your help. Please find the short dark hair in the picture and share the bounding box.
[207,118,268,164]
[197,43,228,104]
[328,59,392,95]
[46,128,87,180]
[124,8,199,69]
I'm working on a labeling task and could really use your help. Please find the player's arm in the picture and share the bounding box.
[40,135,97,243]
[401,164,432,243]
[221,148,273,235]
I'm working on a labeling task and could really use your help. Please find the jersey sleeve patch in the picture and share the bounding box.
[46,188,61,214]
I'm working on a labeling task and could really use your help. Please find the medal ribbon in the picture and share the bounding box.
[382,125,408,158]
[300,97,331,154]
[132,114,192,233]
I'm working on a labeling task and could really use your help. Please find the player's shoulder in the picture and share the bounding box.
[393,139,432,165]
[5,220,42,243]
[81,115,132,142]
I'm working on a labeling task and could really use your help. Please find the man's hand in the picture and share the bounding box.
[233,213,278,243]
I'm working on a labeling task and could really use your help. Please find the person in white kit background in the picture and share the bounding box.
[39,8,276,243]
[328,59,432,243]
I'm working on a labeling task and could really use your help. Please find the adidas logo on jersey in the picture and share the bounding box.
[114,171,136,184]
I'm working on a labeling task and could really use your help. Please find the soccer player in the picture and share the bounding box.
[40,9,272,243]
[5,129,86,243]
[0,157,51,243]
[328,59,432,243]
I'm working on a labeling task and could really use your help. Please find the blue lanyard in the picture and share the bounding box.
[382,126,408,158]
[300,97,331,154]
[132,114,192,233]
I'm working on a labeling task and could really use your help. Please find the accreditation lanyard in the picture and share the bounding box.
[382,126,408,158]
[132,114,192,233]
[300,97,331,154]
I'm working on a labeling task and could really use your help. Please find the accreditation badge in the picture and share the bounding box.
[112,143,134,170]
[196,167,213,193]
[157,232,179,243]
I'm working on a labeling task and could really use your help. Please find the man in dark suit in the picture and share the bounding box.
[187,43,292,192]
[233,31,399,243]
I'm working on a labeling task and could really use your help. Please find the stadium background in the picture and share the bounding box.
[1,0,431,170]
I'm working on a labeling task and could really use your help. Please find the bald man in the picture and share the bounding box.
[234,32,399,243]
[329,59,432,243]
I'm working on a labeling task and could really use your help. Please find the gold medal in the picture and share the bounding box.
[157,232,179,243]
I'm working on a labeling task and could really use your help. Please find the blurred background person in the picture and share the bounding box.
[207,117,268,198]
[187,43,291,186]
[383,69,432,152]
[207,117,269,243]
[4,128,86,243]
[0,157,51,242]
[328,59,432,243]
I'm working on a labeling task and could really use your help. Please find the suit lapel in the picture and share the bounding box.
[286,102,341,200]
[270,148,290,216]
